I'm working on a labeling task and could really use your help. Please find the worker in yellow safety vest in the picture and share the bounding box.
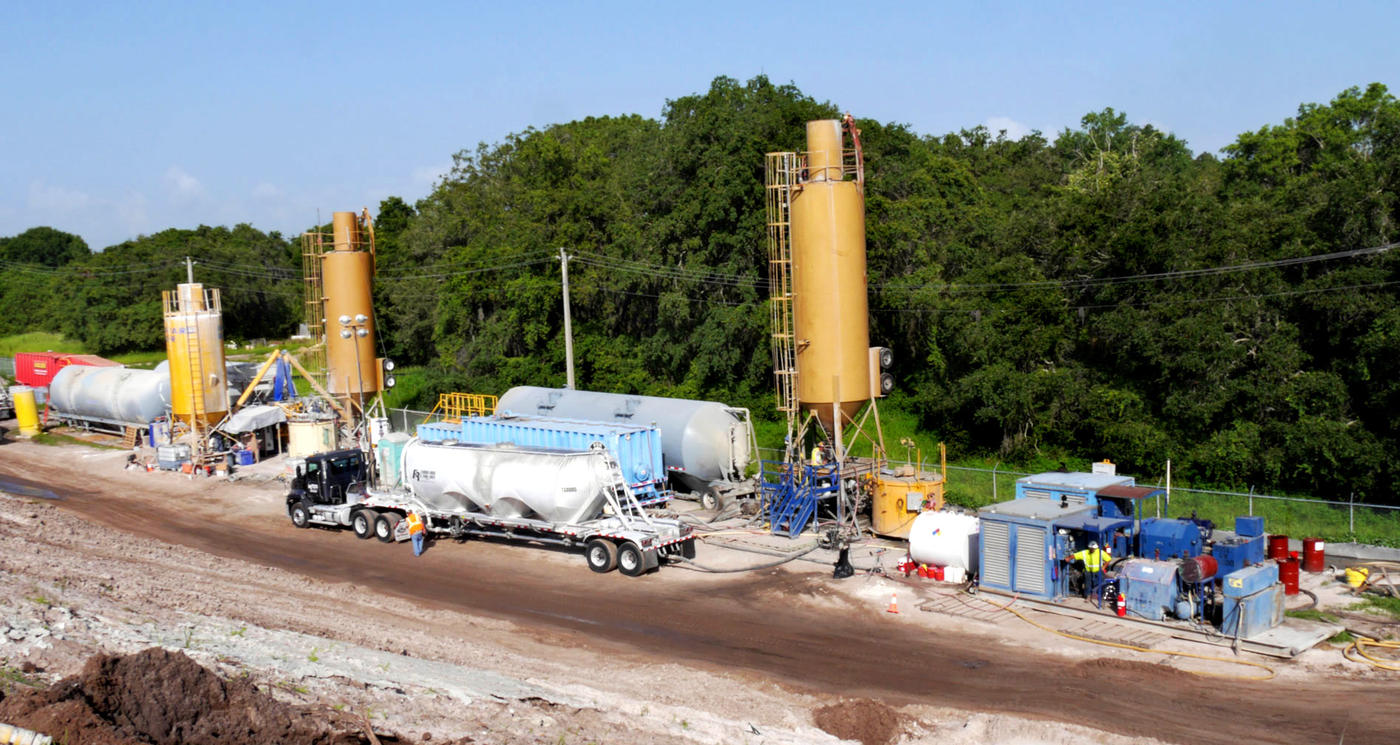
[810,441,827,467]
[407,511,426,556]
[1071,541,1110,597]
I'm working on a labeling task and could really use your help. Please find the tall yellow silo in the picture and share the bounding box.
[791,119,871,432]
[163,283,228,428]
[322,211,379,399]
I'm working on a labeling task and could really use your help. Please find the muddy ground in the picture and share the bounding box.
[1,437,1397,744]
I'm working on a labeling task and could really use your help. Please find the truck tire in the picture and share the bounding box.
[617,541,647,577]
[352,509,377,540]
[585,538,619,573]
[375,512,402,543]
[289,503,311,529]
[700,488,721,512]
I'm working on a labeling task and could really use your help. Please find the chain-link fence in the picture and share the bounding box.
[386,407,433,434]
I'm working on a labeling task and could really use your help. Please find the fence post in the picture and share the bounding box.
[1349,492,1355,536]
[992,462,999,502]
[1248,486,1254,517]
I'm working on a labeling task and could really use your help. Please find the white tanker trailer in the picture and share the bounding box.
[285,439,695,576]
[496,386,758,508]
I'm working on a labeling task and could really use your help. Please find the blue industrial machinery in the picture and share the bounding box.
[1138,517,1205,560]
[978,498,1096,600]
[1221,563,1285,639]
[417,414,669,505]
[1119,559,1180,620]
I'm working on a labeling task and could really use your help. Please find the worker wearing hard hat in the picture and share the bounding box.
[810,441,827,467]
[1071,541,1111,598]
[407,511,426,556]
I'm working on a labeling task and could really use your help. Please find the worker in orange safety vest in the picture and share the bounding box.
[407,511,426,556]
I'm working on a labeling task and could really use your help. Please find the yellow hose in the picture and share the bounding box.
[963,592,1277,681]
[1343,635,1400,671]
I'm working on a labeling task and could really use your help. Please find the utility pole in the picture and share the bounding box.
[559,247,575,389]
[186,256,194,283]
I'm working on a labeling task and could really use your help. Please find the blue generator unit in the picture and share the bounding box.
[1221,563,1284,638]
[1014,470,1135,507]
[1119,559,1181,621]
[416,414,668,503]
[1234,515,1265,538]
[1138,517,1204,560]
[979,498,1097,600]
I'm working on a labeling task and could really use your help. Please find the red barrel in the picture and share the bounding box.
[1278,557,1300,595]
[1302,538,1325,573]
[1179,554,1219,584]
[1267,534,1290,561]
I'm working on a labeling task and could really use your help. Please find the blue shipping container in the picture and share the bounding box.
[416,414,668,502]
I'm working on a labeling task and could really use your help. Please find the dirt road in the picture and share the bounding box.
[2,449,1396,745]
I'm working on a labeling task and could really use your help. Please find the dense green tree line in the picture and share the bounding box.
[3,76,1396,502]
[0,224,300,353]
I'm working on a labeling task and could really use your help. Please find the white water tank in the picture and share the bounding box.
[908,511,981,570]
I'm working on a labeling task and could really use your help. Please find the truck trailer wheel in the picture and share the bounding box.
[585,538,619,573]
[617,542,647,577]
[375,512,402,543]
[352,510,377,540]
[289,503,311,529]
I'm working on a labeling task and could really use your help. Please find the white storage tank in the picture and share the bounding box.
[908,511,981,571]
[48,364,172,427]
[496,386,753,491]
[401,439,613,523]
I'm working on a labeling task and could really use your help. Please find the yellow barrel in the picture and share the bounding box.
[870,470,945,539]
[792,119,870,431]
[10,386,40,436]
[164,283,228,427]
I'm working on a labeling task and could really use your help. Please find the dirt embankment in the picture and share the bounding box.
[0,648,365,745]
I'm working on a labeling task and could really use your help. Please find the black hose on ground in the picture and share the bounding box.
[670,543,821,573]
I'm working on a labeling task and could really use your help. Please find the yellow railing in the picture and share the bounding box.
[427,392,498,423]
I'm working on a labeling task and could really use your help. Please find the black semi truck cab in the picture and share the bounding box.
[288,449,368,508]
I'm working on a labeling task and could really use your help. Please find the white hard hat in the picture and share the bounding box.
[1089,541,1099,549]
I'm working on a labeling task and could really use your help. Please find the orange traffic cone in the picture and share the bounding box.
[886,592,899,614]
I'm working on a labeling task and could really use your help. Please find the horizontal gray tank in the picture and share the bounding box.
[496,386,753,489]
[49,363,172,427]
[400,439,611,524]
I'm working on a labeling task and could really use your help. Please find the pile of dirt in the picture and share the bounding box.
[812,699,903,745]
[0,648,368,745]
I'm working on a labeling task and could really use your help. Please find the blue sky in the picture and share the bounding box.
[3,1,1396,251]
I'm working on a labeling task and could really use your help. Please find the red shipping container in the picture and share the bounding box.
[12,352,119,387]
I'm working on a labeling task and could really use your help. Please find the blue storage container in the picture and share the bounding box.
[1235,515,1265,538]
[236,449,255,466]
[1138,518,1203,559]
[1223,562,1279,598]
[1120,559,1179,621]
[416,414,667,502]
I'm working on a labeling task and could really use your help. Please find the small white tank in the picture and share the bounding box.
[908,511,981,570]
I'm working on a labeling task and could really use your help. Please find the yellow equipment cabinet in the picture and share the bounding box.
[163,283,228,428]
[791,119,871,431]
[870,470,946,539]
[322,211,378,397]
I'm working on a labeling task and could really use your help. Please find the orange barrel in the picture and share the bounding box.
[1302,538,1325,572]
[1267,534,1290,560]
[1277,557,1300,595]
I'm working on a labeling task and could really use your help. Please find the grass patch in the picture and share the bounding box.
[0,331,86,356]
[1285,609,1339,623]
[32,432,123,450]
[1329,630,1356,644]
[1350,595,1400,620]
